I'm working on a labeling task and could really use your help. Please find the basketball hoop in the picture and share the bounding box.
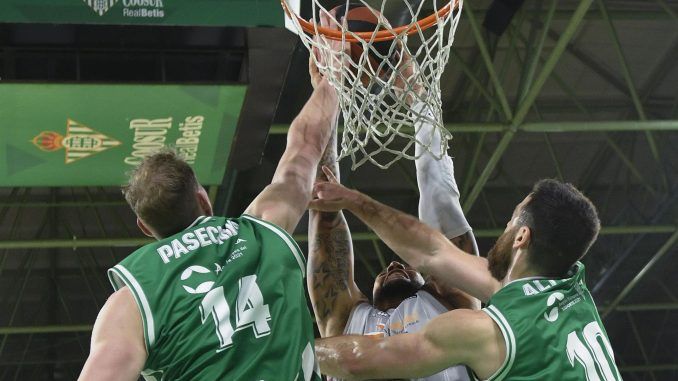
[281,1,456,42]
[283,0,463,169]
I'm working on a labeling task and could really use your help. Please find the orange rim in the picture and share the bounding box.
[281,0,459,42]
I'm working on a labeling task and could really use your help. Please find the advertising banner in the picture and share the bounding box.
[0,83,246,186]
[0,0,283,27]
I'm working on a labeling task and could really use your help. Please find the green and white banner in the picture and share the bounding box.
[0,0,284,27]
[0,83,246,186]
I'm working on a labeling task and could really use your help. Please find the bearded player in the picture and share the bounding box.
[308,71,478,381]
[311,178,621,380]
[78,57,338,380]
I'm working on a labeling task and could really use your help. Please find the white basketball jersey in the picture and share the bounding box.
[342,291,470,381]
[343,302,391,337]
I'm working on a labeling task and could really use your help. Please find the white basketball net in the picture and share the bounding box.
[285,0,463,169]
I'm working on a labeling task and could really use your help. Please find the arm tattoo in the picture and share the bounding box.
[311,223,352,321]
[310,116,361,323]
[316,119,338,180]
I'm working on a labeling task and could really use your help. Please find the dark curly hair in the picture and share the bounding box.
[518,179,601,276]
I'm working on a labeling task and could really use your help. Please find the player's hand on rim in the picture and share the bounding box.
[308,45,326,89]
[309,10,352,89]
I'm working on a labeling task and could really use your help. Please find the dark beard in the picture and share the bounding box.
[487,227,516,281]
[374,278,420,310]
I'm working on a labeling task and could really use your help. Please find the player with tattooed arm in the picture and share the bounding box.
[310,177,622,381]
[307,17,478,380]
[308,124,477,381]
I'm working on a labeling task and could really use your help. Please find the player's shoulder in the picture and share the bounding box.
[107,286,135,306]
[100,287,144,330]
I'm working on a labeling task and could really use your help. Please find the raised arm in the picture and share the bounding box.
[78,287,146,381]
[245,72,338,233]
[311,179,500,302]
[308,118,367,337]
[315,308,504,380]
[413,102,479,308]
[414,104,470,241]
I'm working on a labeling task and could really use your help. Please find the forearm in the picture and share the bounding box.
[296,80,339,134]
[316,332,448,380]
[316,335,377,379]
[344,192,498,301]
[285,80,338,165]
[426,232,481,309]
[316,335,416,379]
[344,191,448,271]
[271,80,338,191]
[316,310,496,380]
[250,81,338,231]
[414,102,471,240]
[308,210,365,336]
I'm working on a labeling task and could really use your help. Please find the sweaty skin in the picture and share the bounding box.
[315,308,505,380]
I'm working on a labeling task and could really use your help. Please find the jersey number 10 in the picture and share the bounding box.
[566,321,621,381]
[199,275,272,351]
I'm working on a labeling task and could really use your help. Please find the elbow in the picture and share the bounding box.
[287,119,327,160]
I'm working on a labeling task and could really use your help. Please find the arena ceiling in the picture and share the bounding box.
[1,0,677,379]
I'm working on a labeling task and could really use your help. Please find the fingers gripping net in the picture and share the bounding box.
[285,0,463,169]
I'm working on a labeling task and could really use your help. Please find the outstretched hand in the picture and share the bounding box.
[309,10,352,89]
[309,166,357,212]
[393,46,424,105]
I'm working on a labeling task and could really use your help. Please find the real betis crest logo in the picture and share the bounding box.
[32,119,121,164]
[83,0,119,16]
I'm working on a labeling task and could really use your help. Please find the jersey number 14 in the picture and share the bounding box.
[199,275,272,351]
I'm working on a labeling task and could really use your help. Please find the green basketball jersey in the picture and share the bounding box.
[107,214,321,381]
[482,262,622,381]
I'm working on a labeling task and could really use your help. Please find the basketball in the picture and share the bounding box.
[331,3,397,84]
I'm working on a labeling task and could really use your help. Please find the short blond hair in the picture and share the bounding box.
[122,149,201,237]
